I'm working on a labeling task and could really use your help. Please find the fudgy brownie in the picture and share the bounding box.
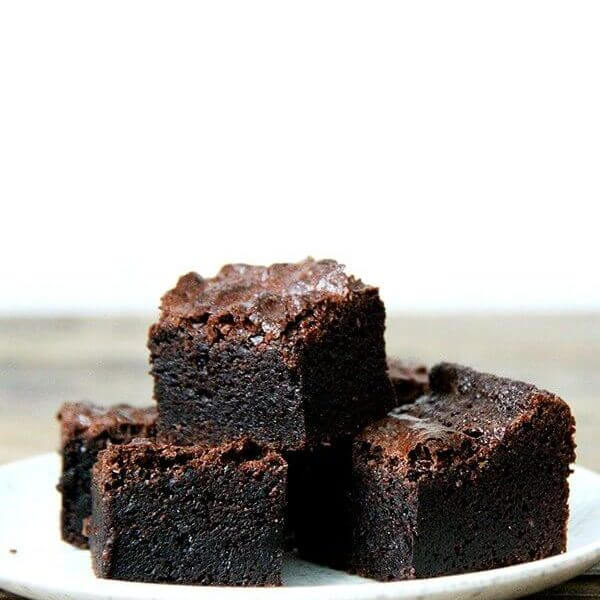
[57,402,156,547]
[349,363,576,580]
[89,439,287,586]
[148,258,395,450]
[288,358,429,563]
[387,358,429,404]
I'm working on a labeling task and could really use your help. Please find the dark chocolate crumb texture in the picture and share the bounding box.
[149,258,395,450]
[57,402,157,548]
[89,439,287,586]
[348,363,576,580]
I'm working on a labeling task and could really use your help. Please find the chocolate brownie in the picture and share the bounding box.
[89,439,287,586]
[349,363,576,580]
[288,358,429,563]
[57,403,156,548]
[148,258,395,450]
[387,358,429,404]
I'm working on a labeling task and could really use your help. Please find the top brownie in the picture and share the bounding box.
[149,258,395,450]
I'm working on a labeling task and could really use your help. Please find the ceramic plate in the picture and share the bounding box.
[1,454,599,600]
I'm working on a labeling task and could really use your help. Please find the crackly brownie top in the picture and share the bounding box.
[400,362,567,443]
[357,363,573,478]
[58,402,157,447]
[93,438,286,493]
[158,258,374,342]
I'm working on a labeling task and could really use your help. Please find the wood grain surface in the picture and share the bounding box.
[0,315,598,599]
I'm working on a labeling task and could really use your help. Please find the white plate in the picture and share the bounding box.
[0,454,599,600]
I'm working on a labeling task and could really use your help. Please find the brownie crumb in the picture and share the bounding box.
[89,439,287,586]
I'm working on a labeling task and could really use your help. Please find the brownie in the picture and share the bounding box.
[288,358,428,563]
[387,358,429,404]
[89,439,287,586]
[148,258,395,451]
[57,402,157,548]
[349,363,576,580]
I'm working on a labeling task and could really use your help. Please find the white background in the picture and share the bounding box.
[1,1,599,315]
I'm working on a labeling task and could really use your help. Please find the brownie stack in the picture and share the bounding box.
[56,258,576,586]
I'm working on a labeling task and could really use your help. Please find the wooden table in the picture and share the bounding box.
[0,315,598,599]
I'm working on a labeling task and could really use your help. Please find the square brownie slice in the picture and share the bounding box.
[148,258,395,451]
[89,439,287,586]
[350,363,576,580]
[387,358,429,405]
[57,402,156,548]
